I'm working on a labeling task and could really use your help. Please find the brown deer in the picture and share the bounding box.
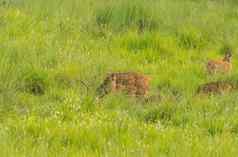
[96,72,151,98]
[197,80,236,95]
[207,49,232,75]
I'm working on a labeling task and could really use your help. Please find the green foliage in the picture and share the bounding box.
[54,64,81,88]
[143,103,176,124]
[177,26,207,49]
[21,70,48,95]
[0,0,238,156]
[95,0,158,32]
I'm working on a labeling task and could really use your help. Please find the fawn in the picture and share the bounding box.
[96,72,151,98]
[207,49,232,74]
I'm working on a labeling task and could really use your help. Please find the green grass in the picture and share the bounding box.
[1,0,238,156]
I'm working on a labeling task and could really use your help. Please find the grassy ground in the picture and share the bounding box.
[1,0,238,156]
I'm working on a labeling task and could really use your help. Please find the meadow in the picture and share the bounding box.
[1,0,238,156]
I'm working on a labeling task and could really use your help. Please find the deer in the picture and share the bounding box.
[96,72,151,99]
[197,80,237,95]
[206,48,232,75]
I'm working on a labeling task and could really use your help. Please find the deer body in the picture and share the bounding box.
[207,51,232,74]
[197,81,235,95]
[97,72,151,98]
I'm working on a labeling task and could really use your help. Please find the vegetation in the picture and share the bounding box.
[1,0,238,156]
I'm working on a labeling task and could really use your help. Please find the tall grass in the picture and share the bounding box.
[0,0,238,156]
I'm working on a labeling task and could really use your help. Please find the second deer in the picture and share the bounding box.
[207,48,232,75]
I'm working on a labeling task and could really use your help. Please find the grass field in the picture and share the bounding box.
[1,0,238,156]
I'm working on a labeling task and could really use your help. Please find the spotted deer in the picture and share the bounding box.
[197,80,236,95]
[96,72,151,98]
[207,49,232,75]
